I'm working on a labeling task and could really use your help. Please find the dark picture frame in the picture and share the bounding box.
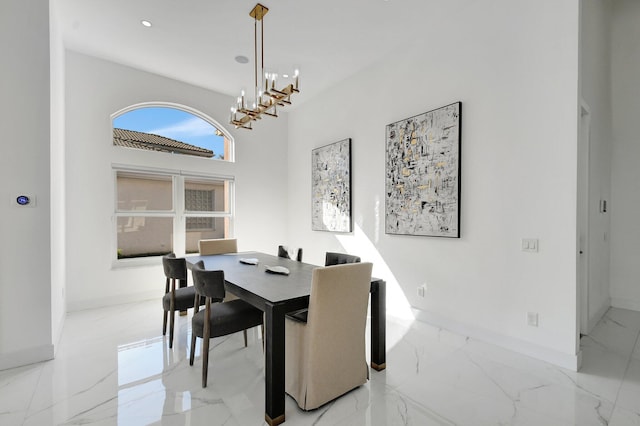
[385,102,462,237]
[312,138,352,232]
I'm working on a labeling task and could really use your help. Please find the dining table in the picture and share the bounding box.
[185,251,386,426]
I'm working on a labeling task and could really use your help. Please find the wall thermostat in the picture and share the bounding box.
[17,195,31,205]
[15,194,36,207]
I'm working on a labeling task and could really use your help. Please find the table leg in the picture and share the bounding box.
[371,279,386,371]
[264,302,286,426]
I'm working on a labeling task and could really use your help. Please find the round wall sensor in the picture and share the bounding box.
[16,195,31,206]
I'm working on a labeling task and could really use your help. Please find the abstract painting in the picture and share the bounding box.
[312,138,352,232]
[385,102,461,237]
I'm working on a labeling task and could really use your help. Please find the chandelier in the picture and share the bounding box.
[230,3,300,130]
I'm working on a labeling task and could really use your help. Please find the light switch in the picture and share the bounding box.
[521,238,539,253]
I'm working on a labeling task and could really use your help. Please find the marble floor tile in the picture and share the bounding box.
[1,302,639,425]
[0,364,42,426]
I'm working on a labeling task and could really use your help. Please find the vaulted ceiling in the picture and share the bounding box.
[54,0,468,106]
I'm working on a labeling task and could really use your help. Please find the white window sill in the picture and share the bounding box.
[111,256,163,270]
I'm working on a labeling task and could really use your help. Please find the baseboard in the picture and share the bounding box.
[67,290,158,312]
[412,308,580,371]
[610,297,640,312]
[0,344,54,371]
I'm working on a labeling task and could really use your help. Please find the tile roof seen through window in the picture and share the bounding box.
[113,128,214,158]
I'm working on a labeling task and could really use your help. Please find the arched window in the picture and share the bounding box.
[112,104,233,161]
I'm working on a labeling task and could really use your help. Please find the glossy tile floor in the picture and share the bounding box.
[1,302,639,426]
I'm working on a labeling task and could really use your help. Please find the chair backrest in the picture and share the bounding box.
[277,245,290,259]
[191,261,226,302]
[305,262,373,359]
[325,252,361,266]
[278,245,303,262]
[162,253,187,280]
[198,238,238,255]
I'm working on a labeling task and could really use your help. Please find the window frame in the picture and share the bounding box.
[112,165,235,267]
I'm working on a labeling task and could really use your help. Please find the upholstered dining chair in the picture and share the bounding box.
[198,238,238,255]
[278,245,303,262]
[162,253,204,349]
[325,251,361,266]
[189,261,264,387]
[285,262,373,410]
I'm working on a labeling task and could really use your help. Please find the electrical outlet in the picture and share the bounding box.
[527,312,539,327]
[417,285,425,297]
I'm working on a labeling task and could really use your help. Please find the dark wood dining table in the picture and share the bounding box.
[185,251,386,426]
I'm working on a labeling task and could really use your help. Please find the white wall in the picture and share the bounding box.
[0,0,54,369]
[579,0,613,331]
[288,0,581,368]
[65,52,289,310]
[610,0,640,310]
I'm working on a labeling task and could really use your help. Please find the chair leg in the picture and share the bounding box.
[169,311,175,348]
[261,325,265,353]
[162,310,168,335]
[243,330,248,347]
[189,333,197,366]
[202,300,210,388]
[168,277,176,348]
[202,332,210,387]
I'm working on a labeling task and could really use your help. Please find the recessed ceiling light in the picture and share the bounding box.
[235,55,249,64]
[141,20,152,28]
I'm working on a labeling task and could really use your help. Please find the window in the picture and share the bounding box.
[185,189,215,230]
[184,177,231,254]
[115,169,233,260]
[112,105,234,161]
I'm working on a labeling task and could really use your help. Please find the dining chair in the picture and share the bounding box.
[325,251,361,266]
[278,245,303,262]
[189,261,264,387]
[284,262,373,410]
[198,238,238,255]
[162,253,204,348]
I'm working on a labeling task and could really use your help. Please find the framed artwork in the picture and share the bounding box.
[385,102,461,237]
[312,138,352,232]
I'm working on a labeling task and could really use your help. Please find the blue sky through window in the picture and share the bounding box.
[113,107,225,158]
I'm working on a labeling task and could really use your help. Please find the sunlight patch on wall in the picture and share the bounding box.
[336,224,413,321]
